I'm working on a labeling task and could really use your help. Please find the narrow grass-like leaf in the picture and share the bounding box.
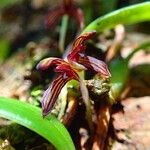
[83,2,150,33]
[0,97,75,150]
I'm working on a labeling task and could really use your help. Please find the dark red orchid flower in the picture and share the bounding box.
[45,0,84,29]
[67,31,111,78]
[37,31,111,116]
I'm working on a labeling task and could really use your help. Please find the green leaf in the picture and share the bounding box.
[0,0,22,8]
[83,2,150,33]
[0,39,11,63]
[108,41,150,101]
[0,97,75,150]
[109,58,128,85]
[108,58,129,101]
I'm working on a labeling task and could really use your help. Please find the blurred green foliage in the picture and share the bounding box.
[0,39,11,63]
[0,0,22,8]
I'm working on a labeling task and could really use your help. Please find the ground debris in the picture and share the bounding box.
[112,97,150,150]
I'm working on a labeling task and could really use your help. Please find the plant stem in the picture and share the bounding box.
[58,86,68,120]
[79,71,94,131]
[84,0,93,25]
[59,15,69,53]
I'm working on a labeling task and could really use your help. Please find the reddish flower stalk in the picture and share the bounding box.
[37,31,111,116]
[45,0,85,29]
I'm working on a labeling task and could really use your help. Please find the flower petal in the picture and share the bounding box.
[67,31,96,61]
[67,44,86,62]
[68,60,87,71]
[45,0,84,29]
[55,64,80,80]
[36,57,67,70]
[64,0,72,7]
[78,55,111,78]
[42,74,71,116]
[72,31,96,50]
[42,65,80,116]
[66,6,85,29]
[45,6,65,29]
